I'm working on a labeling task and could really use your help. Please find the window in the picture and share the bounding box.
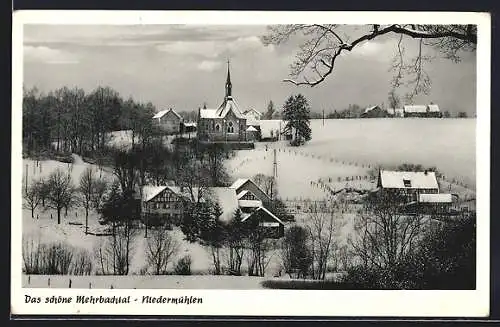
[403,179,412,188]
[227,121,234,133]
[215,124,221,132]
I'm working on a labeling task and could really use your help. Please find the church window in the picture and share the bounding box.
[227,121,234,133]
[215,124,221,132]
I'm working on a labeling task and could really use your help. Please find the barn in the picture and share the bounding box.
[153,108,183,134]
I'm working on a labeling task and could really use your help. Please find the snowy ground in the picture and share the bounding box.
[20,118,476,287]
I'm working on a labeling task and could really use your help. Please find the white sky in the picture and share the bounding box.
[23,24,477,115]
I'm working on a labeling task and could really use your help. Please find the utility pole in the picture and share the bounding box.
[322,109,325,126]
[25,164,28,194]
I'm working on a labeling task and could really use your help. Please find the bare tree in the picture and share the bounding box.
[45,168,75,224]
[79,167,97,234]
[262,24,477,98]
[349,191,427,270]
[253,173,277,199]
[23,179,43,218]
[306,200,344,280]
[146,225,179,275]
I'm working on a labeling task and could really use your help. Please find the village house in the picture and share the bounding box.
[377,170,453,214]
[139,178,284,238]
[387,108,405,118]
[360,105,389,118]
[403,104,442,118]
[140,184,185,226]
[197,62,253,143]
[152,108,184,134]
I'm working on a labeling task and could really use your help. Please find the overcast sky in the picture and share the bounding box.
[23,24,477,115]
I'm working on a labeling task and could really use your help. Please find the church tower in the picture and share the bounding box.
[225,60,232,98]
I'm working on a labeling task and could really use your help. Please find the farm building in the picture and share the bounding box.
[230,178,272,208]
[197,62,251,143]
[139,178,283,238]
[360,105,389,118]
[376,170,453,213]
[403,104,442,118]
[243,108,262,122]
[153,108,184,134]
[141,184,185,226]
[387,108,405,117]
[241,207,285,239]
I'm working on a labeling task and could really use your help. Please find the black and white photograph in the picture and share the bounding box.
[11,11,490,316]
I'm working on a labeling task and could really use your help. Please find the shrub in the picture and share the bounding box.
[70,249,93,275]
[173,255,192,275]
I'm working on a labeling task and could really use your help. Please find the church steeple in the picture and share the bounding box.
[225,60,232,98]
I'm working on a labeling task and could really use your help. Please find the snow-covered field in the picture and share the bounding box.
[228,118,476,200]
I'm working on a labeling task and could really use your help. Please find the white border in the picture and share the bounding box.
[11,11,491,317]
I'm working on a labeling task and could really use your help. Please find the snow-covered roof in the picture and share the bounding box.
[238,199,263,208]
[379,170,439,190]
[246,126,258,132]
[183,122,197,127]
[230,178,250,191]
[141,186,168,202]
[427,104,440,112]
[243,108,262,117]
[215,96,247,119]
[419,193,452,203]
[403,105,428,113]
[199,109,218,119]
[363,105,380,113]
[153,108,182,119]
[241,206,284,225]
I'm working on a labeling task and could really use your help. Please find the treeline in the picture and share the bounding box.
[23,85,157,157]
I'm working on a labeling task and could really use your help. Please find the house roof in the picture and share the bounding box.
[237,190,250,199]
[403,104,440,113]
[199,108,218,119]
[363,105,380,113]
[241,206,284,225]
[183,122,197,127]
[230,178,250,191]
[215,96,247,119]
[243,108,262,117]
[419,193,452,203]
[379,170,439,189]
[141,186,168,202]
[246,126,258,132]
[153,108,182,120]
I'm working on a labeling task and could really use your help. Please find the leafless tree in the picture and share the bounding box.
[70,249,93,275]
[253,173,277,199]
[146,225,179,275]
[109,223,139,275]
[245,225,276,277]
[45,168,76,224]
[262,24,477,98]
[349,191,427,269]
[79,167,97,234]
[23,179,43,218]
[306,200,343,280]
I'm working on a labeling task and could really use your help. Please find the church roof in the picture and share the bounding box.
[216,96,246,119]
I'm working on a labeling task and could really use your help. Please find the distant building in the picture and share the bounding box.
[377,170,453,214]
[153,108,183,134]
[360,105,389,118]
[243,108,262,122]
[197,62,249,143]
[403,104,442,118]
[387,108,405,118]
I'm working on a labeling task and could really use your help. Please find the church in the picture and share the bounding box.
[197,62,256,143]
